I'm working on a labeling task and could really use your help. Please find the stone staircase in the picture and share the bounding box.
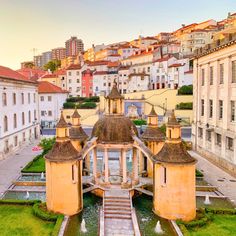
[101,189,139,236]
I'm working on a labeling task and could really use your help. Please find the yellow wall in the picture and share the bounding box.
[46,160,83,215]
[39,76,62,88]
[153,163,196,221]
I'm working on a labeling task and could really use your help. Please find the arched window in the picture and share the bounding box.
[22,112,25,125]
[2,93,7,106]
[28,111,31,123]
[13,114,17,128]
[4,116,8,132]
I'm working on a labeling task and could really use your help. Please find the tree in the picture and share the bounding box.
[43,60,61,72]
[24,62,35,69]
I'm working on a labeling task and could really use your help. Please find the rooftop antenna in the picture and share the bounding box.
[31,48,38,58]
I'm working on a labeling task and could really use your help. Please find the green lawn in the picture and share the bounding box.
[188,214,236,236]
[21,155,45,173]
[0,204,55,236]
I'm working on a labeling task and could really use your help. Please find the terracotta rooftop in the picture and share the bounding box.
[66,64,81,70]
[148,106,158,117]
[167,111,180,127]
[45,141,80,161]
[70,126,88,141]
[41,74,58,79]
[56,112,69,128]
[93,71,108,75]
[86,60,109,66]
[38,81,68,93]
[141,127,165,142]
[0,65,35,83]
[71,109,81,119]
[168,63,184,68]
[16,68,46,81]
[184,70,193,74]
[107,61,120,67]
[106,84,124,99]
[152,142,196,164]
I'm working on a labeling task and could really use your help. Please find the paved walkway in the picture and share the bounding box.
[0,140,41,196]
[189,151,236,203]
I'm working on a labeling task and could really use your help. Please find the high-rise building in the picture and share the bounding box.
[41,51,52,67]
[65,36,84,57]
[51,47,66,60]
[34,55,43,68]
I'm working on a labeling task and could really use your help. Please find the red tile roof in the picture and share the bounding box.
[154,55,172,63]
[56,69,66,75]
[16,68,46,81]
[41,74,58,79]
[93,71,108,75]
[127,50,153,59]
[0,65,35,83]
[66,64,81,70]
[107,61,120,67]
[168,63,184,68]
[184,70,193,74]
[86,60,109,66]
[38,81,68,93]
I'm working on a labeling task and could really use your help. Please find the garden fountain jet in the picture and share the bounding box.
[25,191,30,200]
[204,194,211,205]
[40,172,44,180]
[81,219,87,233]
[155,220,164,234]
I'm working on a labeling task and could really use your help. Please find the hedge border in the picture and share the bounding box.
[21,154,45,173]
[0,199,41,205]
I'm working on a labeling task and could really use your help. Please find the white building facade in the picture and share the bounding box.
[192,35,236,175]
[0,66,39,160]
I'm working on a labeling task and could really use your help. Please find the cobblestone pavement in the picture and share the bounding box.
[189,151,236,203]
[0,140,41,196]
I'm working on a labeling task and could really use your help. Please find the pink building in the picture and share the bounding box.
[82,69,93,97]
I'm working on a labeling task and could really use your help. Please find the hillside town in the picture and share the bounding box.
[0,6,236,236]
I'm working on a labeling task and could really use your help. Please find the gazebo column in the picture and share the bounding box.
[119,150,123,176]
[93,148,97,183]
[122,149,127,184]
[132,147,139,185]
[85,154,90,175]
[138,149,144,174]
[104,148,109,183]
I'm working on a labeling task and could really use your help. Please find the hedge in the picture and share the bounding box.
[196,169,204,177]
[63,102,76,109]
[176,102,193,110]
[178,85,193,95]
[0,199,41,205]
[33,203,62,222]
[133,119,147,126]
[66,96,100,103]
[205,207,236,215]
[78,101,96,109]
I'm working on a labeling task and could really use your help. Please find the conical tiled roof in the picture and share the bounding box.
[148,105,158,117]
[69,126,88,141]
[72,109,81,118]
[56,112,69,128]
[167,110,180,126]
[106,83,123,99]
[141,127,165,142]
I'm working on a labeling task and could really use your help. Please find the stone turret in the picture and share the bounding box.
[152,111,196,222]
[45,112,83,216]
[141,106,165,177]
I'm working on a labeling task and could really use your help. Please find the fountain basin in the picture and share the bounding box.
[17,174,46,182]
[197,196,235,209]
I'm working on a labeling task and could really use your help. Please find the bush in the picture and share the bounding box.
[205,208,236,215]
[178,85,193,95]
[176,102,193,110]
[66,97,80,103]
[159,124,166,135]
[39,137,56,154]
[196,169,204,177]
[133,119,147,126]
[85,96,100,102]
[63,102,76,109]
[33,203,62,222]
[78,101,96,109]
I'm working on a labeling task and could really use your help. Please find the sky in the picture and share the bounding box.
[0,0,236,69]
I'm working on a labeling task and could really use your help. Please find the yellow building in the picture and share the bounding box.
[141,106,165,177]
[45,112,84,215]
[153,111,196,222]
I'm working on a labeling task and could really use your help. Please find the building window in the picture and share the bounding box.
[14,136,18,147]
[48,96,52,102]
[201,68,205,86]
[232,60,236,83]
[77,79,80,83]
[22,112,25,125]
[23,132,26,142]
[219,63,224,84]
[4,116,8,132]
[13,93,16,105]
[48,110,52,116]
[41,111,45,116]
[231,101,235,122]
[161,166,167,186]
[219,100,223,119]
[14,114,17,129]
[209,100,213,118]
[198,127,203,138]
[72,165,75,181]
[33,93,36,103]
[34,110,36,121]
[206,131,211,142]
[28,111,31,123]
[216,133,222,146]
[226,137,234,151]
[76,71,80,76]
[21,93,24,104]
[40,96,44,102]
[209,66,213,85]
[201,99,204,116]
[2,92,7,106]
[69,79,72,83]
[68,72,71,76]
[28,93,30,104]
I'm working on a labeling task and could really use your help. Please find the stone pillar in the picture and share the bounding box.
[138,149,144,174]
[85,154,90,175]
[93,148,97,182]
[122,149,127,184]
[104,148,109,183]
[132,147,139,185]
[119,150,123,175]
